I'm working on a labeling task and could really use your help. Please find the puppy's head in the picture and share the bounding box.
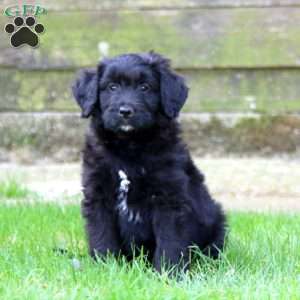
[72,52,188,134]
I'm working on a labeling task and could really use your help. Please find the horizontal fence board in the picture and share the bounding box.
[1,68,300,113]
[1,8,300,69]
[185,69,300,113]
[1,112,300,162]
[2,0,300,10]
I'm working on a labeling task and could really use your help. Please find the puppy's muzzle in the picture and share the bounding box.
[119,105,134,119]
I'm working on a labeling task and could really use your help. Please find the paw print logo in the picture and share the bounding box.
[4,16,45,48]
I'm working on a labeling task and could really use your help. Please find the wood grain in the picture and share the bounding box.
[1,8,300,69]
[1,68,300,113]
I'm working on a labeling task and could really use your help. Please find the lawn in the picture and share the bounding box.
[0,180,300,299]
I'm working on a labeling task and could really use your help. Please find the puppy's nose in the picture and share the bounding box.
[119,106,134,119]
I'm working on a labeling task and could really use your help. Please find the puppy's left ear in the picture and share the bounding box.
[72,67,99,118]
[160,69,188,119]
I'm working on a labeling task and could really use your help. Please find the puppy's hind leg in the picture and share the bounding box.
[202,208,227,259]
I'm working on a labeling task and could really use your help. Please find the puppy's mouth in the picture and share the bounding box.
[119,124,134,132]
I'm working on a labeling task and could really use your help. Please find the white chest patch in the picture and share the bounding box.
[116,169,142,224]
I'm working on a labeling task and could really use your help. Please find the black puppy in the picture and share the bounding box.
[72,52,226,272]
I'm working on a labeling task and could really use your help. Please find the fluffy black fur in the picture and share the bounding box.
[72,52,226,272]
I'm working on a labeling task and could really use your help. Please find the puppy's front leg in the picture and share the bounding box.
[152,209,192,273]
[82,199,120,258]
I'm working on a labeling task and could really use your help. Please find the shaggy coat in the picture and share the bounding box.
[72,52,226,272]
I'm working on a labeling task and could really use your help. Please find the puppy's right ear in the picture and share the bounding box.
[72,68,99,118]
[160,69,188,119]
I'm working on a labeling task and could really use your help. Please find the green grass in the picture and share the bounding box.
[0,178,36,199]
[0,201,299,300]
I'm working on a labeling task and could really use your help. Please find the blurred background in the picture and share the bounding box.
[0,0,299,211]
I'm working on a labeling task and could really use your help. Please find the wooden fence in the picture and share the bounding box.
[1,0,300,113]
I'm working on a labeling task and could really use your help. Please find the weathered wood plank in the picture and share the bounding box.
[185,68,300,113]
[1,113,300,163]
[1,8,300,69]
[0,69,74,112]
[2,0,300,11]
[1,68,300,113]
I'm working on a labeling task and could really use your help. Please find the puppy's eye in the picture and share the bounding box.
[139,83,150,92]
[108,83,120,91]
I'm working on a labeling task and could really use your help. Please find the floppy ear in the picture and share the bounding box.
[72,68,99,118]
[160,69,188,119]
